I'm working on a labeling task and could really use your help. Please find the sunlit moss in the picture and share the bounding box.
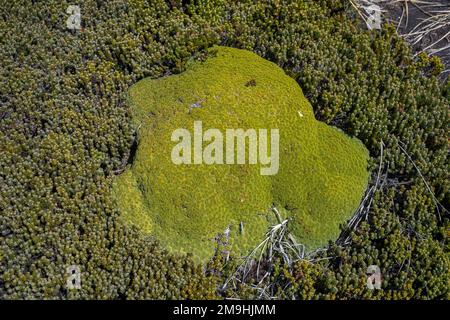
[113,47,369,262]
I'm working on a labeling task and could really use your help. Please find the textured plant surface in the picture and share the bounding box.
[0,0,448,299]
[113,46,369,261]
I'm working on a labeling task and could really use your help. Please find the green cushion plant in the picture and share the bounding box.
[113,46,369,262]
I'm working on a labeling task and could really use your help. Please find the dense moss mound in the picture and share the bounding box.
[113,47,369,261]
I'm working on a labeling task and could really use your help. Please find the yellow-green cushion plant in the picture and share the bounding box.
[113,47,369,262]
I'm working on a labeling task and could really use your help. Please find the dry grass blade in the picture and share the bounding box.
[221,206,306,299]
[397,139,448,221]
[349,0,385,30]
[337,140,387,246]
[350,1,450,76]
